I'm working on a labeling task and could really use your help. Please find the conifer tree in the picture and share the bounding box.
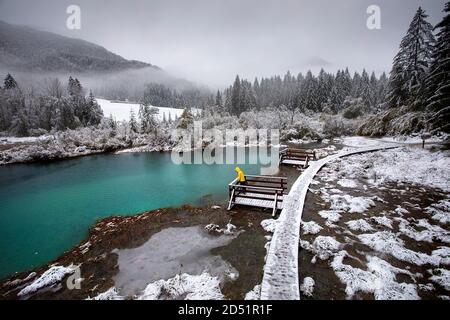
[4,73,18,90]
[426,2,450,132]
[386,7,435,108]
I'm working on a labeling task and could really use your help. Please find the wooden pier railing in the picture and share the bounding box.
[227,175,287,217]
[279,148,316,168]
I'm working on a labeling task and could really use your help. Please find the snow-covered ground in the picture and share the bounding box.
[96,98,201,122]
[298,145,450,300]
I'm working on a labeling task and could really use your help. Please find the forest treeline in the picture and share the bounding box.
[1,3,448,137]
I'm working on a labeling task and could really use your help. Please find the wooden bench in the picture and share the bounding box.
[227,175,287,217]
[279,148,316,168]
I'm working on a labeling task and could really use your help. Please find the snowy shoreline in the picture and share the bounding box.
[2,133,446,166]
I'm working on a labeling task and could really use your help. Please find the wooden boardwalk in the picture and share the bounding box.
[228,175,287,216]
[234,192,284,210]
[260,144,402,300]
[279,148,316,168]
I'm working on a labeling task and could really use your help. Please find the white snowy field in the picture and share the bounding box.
[96,98,201,122]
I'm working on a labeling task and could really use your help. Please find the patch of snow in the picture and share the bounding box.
[301,236,342,261]
[137,273,223,300]
[358,232,439,266]
[244,284,261,300]
[87,287,124,300]
[432,247,450,265]
[395,206,409,216]
[370,148,450,192]
[318,210,342,223]
[345,219,374,232]
[18,265,76,296]
[2,272,36,288]
[204,224,221,233]
[397,218,450,244]
[261,219,278,233]
[96,98,201,122]
[79,241,91,255]
[0,136,52,144]
[204,223,238,235]
[328,194,377,214]
[425,200,450,224]
[341,137,395,148]
[300,277,315,297]
[331,251,419,300]
[337,179,358,188]
[371,216,393,229]
[301,221,323,235]
[429,269,450,291]
[224,223,237,235]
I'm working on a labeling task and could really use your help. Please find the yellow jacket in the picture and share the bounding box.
[235,167,246,182]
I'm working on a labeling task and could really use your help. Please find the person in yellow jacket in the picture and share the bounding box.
[235,167,246,184]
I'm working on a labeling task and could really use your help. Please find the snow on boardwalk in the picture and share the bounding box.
[260,144,401,300]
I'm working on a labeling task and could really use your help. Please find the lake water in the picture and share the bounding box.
[0,149,268,279]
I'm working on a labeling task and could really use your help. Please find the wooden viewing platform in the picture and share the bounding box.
[227,175,287,216]
[279,148,316,168]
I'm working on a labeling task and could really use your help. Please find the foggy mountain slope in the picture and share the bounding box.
[0,20,157,72]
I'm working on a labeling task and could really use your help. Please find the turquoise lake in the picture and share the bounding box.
[0,149,267,279]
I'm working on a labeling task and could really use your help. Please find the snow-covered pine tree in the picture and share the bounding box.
[86,91,103,126]
[359,69,371,107]
[386,7,435,108]
[426,2,450,132]
[351,72,362,98]
[230,75,241,115]
[369,72,379,107]
[299,70,320,112]
[342,68,353,99]
[215,90,223,108]
[129,108,138,133]
[4,73,18,90]
[177,108,194,129]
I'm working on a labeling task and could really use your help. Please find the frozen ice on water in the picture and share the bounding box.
[113,226,237,296]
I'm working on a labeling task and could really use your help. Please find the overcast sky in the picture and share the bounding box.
[0,0,446,88]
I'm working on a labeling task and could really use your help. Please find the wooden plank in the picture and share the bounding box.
[272,193,278,217]
[246,175,287,181]
[281,159,308,166]
[234,197,283,210]
[227,189,235,210]
[231,184,285,193]
[236,192,284,201]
